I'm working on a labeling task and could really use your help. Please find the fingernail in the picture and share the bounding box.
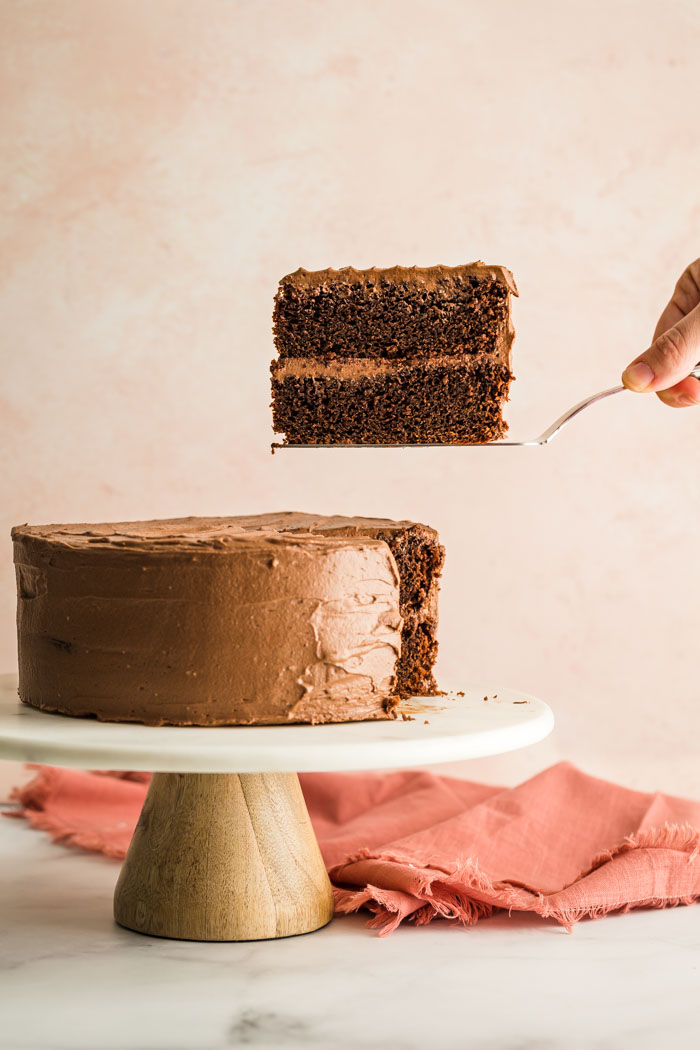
[622,362,655,391]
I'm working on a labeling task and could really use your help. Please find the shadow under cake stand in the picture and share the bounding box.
[0,674,553,942]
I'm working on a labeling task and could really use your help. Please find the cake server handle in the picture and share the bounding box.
[525,361,700,446]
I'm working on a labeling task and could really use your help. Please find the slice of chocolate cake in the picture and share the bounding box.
[271,263,517,445]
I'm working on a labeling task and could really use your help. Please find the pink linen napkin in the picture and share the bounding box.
[5,761,700,934]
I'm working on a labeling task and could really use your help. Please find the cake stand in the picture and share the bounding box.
[0,673,553,942]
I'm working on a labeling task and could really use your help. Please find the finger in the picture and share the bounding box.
[656,375,700,408]
[622,263,700,392]
[622,302,700,392]
[652,299,686,343]
[651,264,700,341]
[658,261,700,331]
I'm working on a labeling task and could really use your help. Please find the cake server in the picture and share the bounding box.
[273,363,700,449]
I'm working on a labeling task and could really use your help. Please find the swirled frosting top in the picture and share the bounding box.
[11,512,437,554]
[279,263,519,296]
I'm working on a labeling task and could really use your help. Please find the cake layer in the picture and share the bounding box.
[273,263,517,360]
[272,356,511,444]
[13,521,403,726]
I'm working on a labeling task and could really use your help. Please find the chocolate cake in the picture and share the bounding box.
[271,263,517,445]
[12,513,443,726]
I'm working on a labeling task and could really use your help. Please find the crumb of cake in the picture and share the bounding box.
[456,690,465,697]
[513,700,527,704]
[483,695,488,701]
[401,712,414,722]
[384,694,401,717]
[424,719,430,725]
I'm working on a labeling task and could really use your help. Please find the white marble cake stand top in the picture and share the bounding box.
[0,673,553,773]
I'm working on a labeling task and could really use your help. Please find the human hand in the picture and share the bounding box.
[622,260,700,407]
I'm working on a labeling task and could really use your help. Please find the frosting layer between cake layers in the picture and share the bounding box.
[272,353,510,378]
[12,518,403,725]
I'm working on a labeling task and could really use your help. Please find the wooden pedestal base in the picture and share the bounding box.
[113,772,334,941]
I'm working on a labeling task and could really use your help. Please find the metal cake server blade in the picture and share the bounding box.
[273,364,700,449]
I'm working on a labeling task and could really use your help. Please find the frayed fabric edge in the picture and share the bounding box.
[2,765,132,860]
[331,822,700,935]
[332,857,523,937]
[6,804,129,860]
[536,892,700,931]
[584,822,700,875]
[6,763,60,810]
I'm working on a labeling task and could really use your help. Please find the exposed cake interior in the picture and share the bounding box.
[371,522,444,698]
[254,513,445,698]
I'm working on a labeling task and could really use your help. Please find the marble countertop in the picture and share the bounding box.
[1,812,699,1050]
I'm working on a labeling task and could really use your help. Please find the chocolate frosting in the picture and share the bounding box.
[272,352,511,379]
[12,515,406,725]
[281,263,519,296]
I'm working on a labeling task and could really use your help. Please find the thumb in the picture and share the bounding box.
[622,303,700,393]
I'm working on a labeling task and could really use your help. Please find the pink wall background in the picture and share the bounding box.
[2,0,699,796]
